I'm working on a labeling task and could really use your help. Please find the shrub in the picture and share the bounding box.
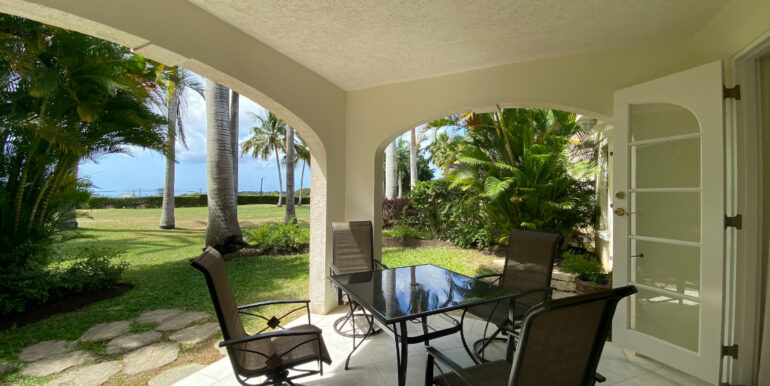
[560,251,602,276]
[0,247,128,314]
[381,197,411,228]
[243,223,310,254]
[405,180,498,250]
[84,194,310,209]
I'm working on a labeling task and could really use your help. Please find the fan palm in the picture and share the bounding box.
[241,111,286,207]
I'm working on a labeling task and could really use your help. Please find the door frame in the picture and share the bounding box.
[727,31,770,385]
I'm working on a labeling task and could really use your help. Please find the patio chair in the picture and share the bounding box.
[462,230,562,362]
[427,285,637,386]
[191,247,331,386]
[329,220,388,337]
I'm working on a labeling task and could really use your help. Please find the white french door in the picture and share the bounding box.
[611,61,725,384]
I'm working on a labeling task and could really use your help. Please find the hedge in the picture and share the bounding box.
[82,194,310,209]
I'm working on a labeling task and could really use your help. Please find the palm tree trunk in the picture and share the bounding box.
[284,125,296,225]
[205,80,243,252]
[385,141,397,199]
[230,90,239,202]
[410,128,418,189]
[297,160,305,206]
[397,170,403,198]
[274,145,283,207]
[159,88,179,229]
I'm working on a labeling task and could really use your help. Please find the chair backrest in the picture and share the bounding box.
[501,230,562,308]
[508,285,637,386]
[332,221,375,274]
[191,247,248,342]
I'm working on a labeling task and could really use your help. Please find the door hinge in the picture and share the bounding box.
[721,344,739,359]
[723,85,741,100]
[724,215,742,230]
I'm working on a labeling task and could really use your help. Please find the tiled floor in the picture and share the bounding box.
[175,307,712,386]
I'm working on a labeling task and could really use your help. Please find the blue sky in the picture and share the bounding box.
[79,75,312,197]
[79,74,442,197]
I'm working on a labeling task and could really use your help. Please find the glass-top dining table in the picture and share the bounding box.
[329,264,519,386]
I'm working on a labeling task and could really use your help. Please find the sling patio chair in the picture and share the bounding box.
[461,230,562,363]
[329,220,388,337]
[427,285,638,386]
[192,247,331,386]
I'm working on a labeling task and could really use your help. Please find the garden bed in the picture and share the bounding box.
[1,283,134,331]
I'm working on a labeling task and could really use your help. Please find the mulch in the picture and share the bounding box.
[0,283,134,331]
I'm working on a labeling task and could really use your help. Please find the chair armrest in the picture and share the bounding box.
[426,346,488,386]
[374,260,389,270]
[515,287,554,298]
[473,273,502,285]
[219,328,321,347]
[238,299,310,310]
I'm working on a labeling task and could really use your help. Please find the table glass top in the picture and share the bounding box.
[329,264,517,323]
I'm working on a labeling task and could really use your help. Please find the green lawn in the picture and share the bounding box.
[0,205,499,383]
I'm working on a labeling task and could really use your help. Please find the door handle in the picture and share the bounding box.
[614,208,639,216]
[631,253,645,258]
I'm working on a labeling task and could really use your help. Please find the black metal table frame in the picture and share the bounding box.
[329,268,517,386]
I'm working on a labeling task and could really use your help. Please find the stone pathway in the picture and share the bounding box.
[11,308,222,385]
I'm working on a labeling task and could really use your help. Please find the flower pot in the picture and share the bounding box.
[575,278,612,295]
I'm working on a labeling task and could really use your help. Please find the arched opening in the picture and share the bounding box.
[373,105,613,284]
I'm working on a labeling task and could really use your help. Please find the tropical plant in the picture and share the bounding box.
[230,90,240,199]
[205,79,243,252]
[396,138,433,196]
[0,15,166,263]
[157,66,204,229]
[447,107,598,244]
[242,111,286,206]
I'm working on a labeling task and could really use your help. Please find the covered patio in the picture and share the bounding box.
[175,306,708,386]
[1,0,768,384]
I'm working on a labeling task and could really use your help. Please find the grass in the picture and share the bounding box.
[0,204,499,384]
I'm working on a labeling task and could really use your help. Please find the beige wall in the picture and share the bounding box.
[759,52,770,385]
[1,0,768,315]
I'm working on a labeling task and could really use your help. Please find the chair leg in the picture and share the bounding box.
[472,327,505,362]
[425,352,435,386]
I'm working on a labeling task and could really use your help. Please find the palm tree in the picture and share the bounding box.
[284,125,296,224]
[230,90,239,200]
[205,79,243,251]
[158,67,203,229]
[241,111,286,207]
[384,141,397,199]
[294,133,310,206]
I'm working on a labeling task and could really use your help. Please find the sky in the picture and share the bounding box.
[79,74,312,197]
[79,73,443,198]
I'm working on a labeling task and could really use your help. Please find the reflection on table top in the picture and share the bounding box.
[329,264,517,323]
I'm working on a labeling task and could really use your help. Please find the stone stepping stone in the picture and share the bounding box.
[148,363,204,386]
[135,309,183,324]
[123,343,179,375]
[155,311,208,332]
[169,323,220,345]
[0,360,10,376]
[45,361,121,386]
[105,331,162,355]
[19,340,77,362]
[20,350,94,377]
[80,321,131,342]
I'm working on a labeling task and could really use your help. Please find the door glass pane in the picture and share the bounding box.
[631,288,699,352]
[630,103,699,141]
[632,239,700,298]
[631,192,700,242]
[632,137,700,189]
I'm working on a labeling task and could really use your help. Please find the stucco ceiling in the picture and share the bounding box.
[187,0,729,91]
